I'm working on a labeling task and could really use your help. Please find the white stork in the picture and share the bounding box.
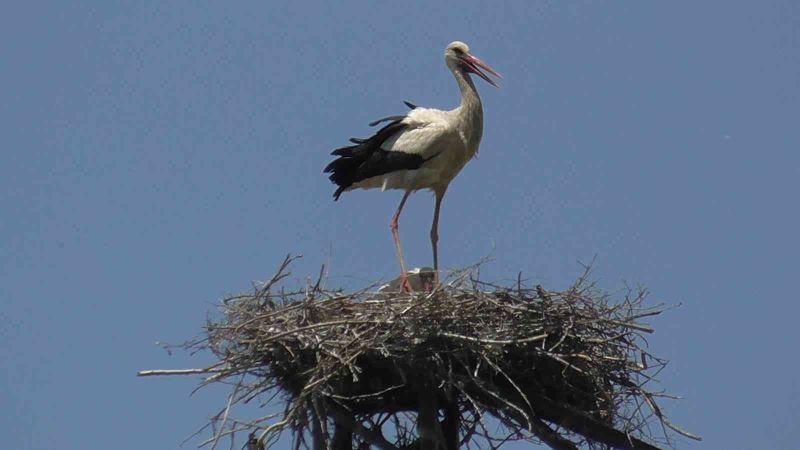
[324,41,500,291]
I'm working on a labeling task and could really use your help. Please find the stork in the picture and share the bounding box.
[324,41,500,291]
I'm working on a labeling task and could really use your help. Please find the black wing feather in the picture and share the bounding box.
[324,117,427,201]
[403,100,418,110]
[368,115,406,127]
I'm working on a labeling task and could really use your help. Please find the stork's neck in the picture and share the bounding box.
[453,69,484,145]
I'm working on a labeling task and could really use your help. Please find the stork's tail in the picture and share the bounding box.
[323,119,409,200]
[324,102,420,201]
[324,149,361,200]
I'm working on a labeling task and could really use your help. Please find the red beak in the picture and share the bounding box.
[461,53,502,87]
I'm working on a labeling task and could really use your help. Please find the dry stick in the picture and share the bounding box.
[521,390,663,450]
[523,415,580,450]
[458,411,480,449]
[241,319,393,345]
[327,384,405,401]
[471,377,534,433]
[606,319,655,333]
[264,254,301,290]
[438,332,548,346]
[257,416,291,445]
[227,253,300,307]
[450,373,489,447]
[203,378,240,450]
[463,352,663,450]
[326,405,400,450]
[137,364,223,377]
[311,263,327,293]
[641,392,702,441]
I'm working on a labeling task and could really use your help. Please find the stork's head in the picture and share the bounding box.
[445,41,501,87]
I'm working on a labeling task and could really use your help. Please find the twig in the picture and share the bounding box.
[327,405,400,450]
[137,365,223,377]
[438,332,548,346]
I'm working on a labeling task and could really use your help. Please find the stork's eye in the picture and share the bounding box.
[452,47,464,55]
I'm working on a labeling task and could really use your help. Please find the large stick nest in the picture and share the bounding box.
[143,255,698,450]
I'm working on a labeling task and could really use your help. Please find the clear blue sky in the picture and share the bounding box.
[2,2,798,449]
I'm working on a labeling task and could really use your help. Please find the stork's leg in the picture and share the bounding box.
[390,190,413,292]
[430,188,446,286]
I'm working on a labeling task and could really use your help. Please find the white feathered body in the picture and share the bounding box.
[351,105,483,194]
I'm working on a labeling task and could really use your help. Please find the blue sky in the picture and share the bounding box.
[2,1,799,449]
